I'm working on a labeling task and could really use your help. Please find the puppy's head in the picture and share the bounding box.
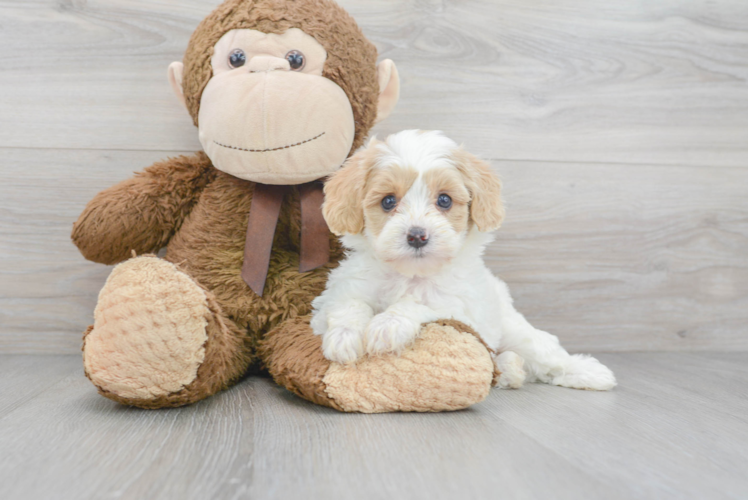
[323,130,504,276]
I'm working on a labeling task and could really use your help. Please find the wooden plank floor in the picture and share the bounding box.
[1,352,746,500]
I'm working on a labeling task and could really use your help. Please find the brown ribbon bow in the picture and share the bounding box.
[241,181,330,296]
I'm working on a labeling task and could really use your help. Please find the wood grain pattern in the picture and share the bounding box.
[2,1,748,166]
[0,353,746,499]
[0,0,747,353]
[367,0,748,167]
[0,148,185,353]
[491,160,748,352]
[0,354,80,417]
[2,1,746,498]
[490,352,748,499]
[1,148,747,353]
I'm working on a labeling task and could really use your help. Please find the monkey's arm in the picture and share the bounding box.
[72,152,216,265]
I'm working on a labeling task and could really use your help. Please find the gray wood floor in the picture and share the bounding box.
[1,352,746,500]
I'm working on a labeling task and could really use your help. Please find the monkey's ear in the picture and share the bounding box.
[168,62,187,109]
[323,147,374,235]
[453,149,505,232]
[374,60,400,124]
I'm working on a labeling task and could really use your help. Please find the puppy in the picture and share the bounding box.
[311,130,616,391]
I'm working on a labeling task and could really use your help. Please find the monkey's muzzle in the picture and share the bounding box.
[198,69,355,185]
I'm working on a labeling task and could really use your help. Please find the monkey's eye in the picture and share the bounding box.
[285,50,305,71]
[381,195,397,212]
[228,49,246,68]
[437,194,453,210]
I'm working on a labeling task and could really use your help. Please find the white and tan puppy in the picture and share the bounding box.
[311,130,616,391]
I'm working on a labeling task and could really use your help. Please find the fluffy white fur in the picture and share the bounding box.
[312,130,616,391]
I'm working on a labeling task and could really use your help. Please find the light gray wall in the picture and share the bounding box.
[1,0,746,353]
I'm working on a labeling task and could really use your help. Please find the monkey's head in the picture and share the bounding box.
[167,0,399,185]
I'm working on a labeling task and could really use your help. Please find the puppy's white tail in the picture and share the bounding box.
[495,280,616,391]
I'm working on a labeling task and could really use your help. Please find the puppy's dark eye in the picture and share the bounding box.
[437,194,453,209]
[228,49,246,68]
[381,195,397,212]
[285,50,305,71]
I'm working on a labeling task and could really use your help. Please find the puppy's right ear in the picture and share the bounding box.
[323,146,374,235]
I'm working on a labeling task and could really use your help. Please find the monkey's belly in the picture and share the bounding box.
[164,173,340,339]
[165,237,331,337]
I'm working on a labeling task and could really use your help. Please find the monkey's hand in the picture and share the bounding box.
[72,152,215,265]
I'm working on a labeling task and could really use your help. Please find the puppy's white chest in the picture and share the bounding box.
[389,277,464,315]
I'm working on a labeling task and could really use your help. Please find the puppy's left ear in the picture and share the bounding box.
[453,149,505,232]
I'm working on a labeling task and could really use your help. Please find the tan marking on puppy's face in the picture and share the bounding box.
[362,164,418,237]
[422,167,471,235]
[360,162,471,276]
[450,148,505,232]
[323,130,498,277]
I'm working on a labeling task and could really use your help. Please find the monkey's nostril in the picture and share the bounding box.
[406,227,429,249]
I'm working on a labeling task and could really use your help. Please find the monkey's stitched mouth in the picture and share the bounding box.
[213,132,325,153]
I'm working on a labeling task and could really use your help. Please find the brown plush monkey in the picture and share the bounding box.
[72,0,496,412]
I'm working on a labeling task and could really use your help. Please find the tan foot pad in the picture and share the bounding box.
[83,256,210,400]
[323,323,494,413]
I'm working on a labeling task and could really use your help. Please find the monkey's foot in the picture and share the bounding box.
[261,317,495,413]
[83,255,254,408]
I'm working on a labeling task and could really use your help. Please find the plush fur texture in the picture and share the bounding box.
[260,316,496,413]
[182,0,379,154]
[73,0,497,410]
[72,152,217,264]
[76,157,346,406]
[84,257,210,400]
[260,315,344,411]
[313,130,617,391]
[75,153,498,408]
[83,256,256,408]
[322,322,494,413]
[196,28,357,184]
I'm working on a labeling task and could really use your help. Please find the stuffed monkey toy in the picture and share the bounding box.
[72,0,496,412]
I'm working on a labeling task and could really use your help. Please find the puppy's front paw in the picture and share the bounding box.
[552,354,617,391]
[365,313,420,356]
[322,326,365,365]
[494,351,526,389]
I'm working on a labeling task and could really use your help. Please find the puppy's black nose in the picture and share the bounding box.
[407,227,429,249]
